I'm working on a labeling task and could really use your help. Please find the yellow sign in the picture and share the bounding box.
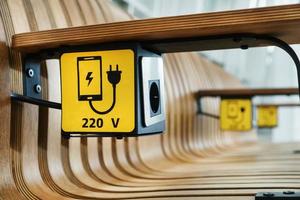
[257,106,278,127]
[60,49,135,133]
[220,99,252,131]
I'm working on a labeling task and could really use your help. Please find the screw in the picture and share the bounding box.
[283,191,295,195]
[240,44,249,50]
[27,68,34,78]
[263,192,274,197]
[61,132,70,139]
[34,84,41,93]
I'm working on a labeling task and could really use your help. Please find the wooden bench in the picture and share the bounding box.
[1,1,300,199]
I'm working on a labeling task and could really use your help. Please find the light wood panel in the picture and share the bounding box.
[196,88,299,98]
[1,1,300,200]
[11,4,300,53]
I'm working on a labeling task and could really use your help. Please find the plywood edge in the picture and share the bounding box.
[11,4,300,53]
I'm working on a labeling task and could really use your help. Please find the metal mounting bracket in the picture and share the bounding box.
[196,98,220,119]
[11,54,61,109]
[256,191,300,199]
[23,56,42,99]
[196,34,300,118]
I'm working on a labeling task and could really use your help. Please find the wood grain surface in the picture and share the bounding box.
[1,1,300,200]
[196,88,299,98]
[11,3,300,53]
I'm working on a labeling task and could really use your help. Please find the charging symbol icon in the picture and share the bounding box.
[77,55,122,115]
[86,72,93,86]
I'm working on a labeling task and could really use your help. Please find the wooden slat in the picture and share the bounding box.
[11,4,300,53]
[196,88,299,98]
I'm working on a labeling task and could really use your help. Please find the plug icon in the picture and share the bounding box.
[107,64,122,85]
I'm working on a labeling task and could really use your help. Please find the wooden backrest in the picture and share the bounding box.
[0,1,256,199]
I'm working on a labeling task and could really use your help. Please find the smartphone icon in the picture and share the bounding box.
[77,56,102,101]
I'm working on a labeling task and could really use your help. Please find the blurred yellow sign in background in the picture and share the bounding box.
[220,99,252,131]
[257,106,278,128]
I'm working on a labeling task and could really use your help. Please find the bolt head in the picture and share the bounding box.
[263,192,274,197]
[283,191,295,195]
[240,44,249,50]
[34,84,42,93]
[27,69,34,78]
[116,136,123,140]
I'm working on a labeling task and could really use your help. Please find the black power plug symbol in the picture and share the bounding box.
[107,64,122,85]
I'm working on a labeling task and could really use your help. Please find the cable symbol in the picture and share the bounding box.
[89,64,122,114]
[86,72,93,86]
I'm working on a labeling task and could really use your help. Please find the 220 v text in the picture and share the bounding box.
[82,118,120,128]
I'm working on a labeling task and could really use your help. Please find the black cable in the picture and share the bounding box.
[197,34,300,118]
[88,84,116,114]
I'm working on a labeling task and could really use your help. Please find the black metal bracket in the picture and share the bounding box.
[196,98,220,119]
[23,56,42,99]
[11,93,61,109]
[256,191,300,199]
[196,34,300,118]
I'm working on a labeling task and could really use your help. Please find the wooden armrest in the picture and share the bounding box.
[196,88,299,98]
[12,4,300,53]
[255,103,300,107]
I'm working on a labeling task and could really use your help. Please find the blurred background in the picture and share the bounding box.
[112,0,300,143]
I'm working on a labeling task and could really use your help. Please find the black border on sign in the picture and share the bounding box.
[59,44,137,138]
